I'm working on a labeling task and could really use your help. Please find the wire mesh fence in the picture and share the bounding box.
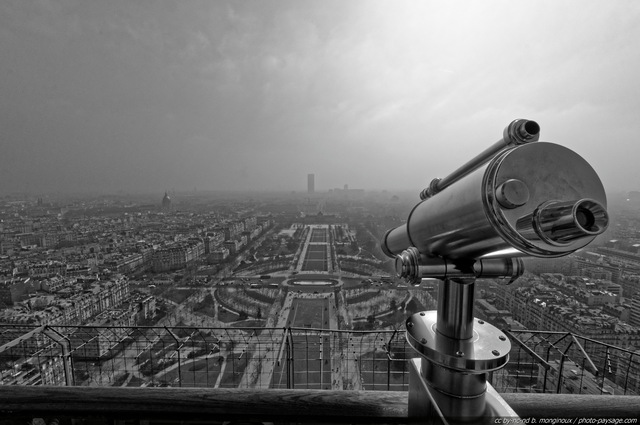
[0,325,411,390]
[274,328,411,391]
[491,330,640,396]
[1,324,637,395]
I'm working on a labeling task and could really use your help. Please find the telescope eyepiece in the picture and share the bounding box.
[518,198,609,246]
[506,119,540,146]
[576,206,596,230]
[520,120,540,140]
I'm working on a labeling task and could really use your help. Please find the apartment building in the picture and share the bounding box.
[152,239,205,272]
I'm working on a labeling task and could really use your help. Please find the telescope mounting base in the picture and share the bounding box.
[406,310,518,424]
[408,358,518,424]
[406,311,511,372]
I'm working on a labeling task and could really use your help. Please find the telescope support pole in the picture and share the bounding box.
[407,278,518,424]
[437,278,475,340]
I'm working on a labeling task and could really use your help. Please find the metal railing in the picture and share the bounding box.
[492,330,640,396]
[1,325,638,396]
[0,325,411,391]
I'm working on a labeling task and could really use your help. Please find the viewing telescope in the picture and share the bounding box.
[381,120,609,424]
[381,119,608,284]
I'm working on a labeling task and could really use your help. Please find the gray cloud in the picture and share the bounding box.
[1,0,639,194]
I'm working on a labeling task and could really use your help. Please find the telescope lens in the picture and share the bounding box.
[523,198,609,245]
[523,121,540,137]
[576,207,595,230]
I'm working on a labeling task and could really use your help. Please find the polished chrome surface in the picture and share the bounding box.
[406,311,511,373]
[408,358,450,424]
[437,279,475,340]
[527,198,609,245]
[421,357,487,418]
[394,247,423,285]
[408,359,519,424]
[382,142,608,260]
[420,119,539,199]
[382,224,412,259]
[419,177,443,201]
[421,356,486,398]
[495,178,530,209]
[393,248,524,283]
[472,257,524,283]
[485,142,608,257]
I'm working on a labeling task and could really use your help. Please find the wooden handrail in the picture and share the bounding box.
[0,387,639,421]
[0,387,406,423]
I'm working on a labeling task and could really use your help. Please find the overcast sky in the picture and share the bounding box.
[1,0,638,195]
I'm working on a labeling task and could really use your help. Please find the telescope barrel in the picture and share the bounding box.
[381,225,411,258]
[382,140,608,261]
[421,119,540,199]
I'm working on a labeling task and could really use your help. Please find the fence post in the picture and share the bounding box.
[285,329,291,389]
[43,327,74,386]
[579,357,587,395]
[287,328,295,389]
[600,348,610,395]
[557,354,567,394]
[165,327,182,387]
[624,352,634,395]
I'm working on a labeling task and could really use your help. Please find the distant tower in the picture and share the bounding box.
[308,174,315,194]
[161,191,172,209]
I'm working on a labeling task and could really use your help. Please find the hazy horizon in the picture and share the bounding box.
[2,1,640,195]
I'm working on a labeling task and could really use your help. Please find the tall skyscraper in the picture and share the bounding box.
[308,174,315,193]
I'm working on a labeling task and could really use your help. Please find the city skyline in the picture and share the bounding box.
[1,192,640,399]
[1,149,640,421]
[1,1,640,195]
